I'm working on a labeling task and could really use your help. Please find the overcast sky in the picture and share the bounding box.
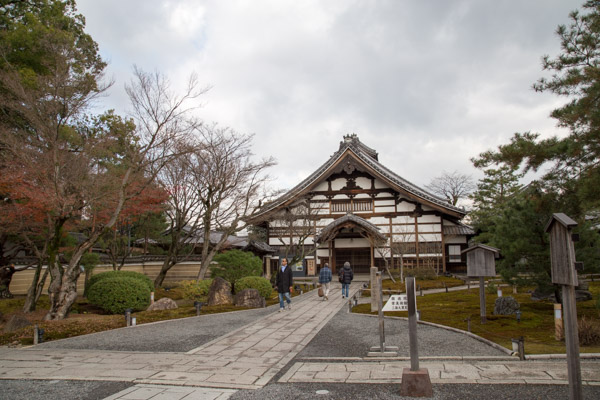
[77,0,579,196]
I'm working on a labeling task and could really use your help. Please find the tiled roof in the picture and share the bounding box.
[315,213,387,244]
[443,224,475,236]
[253,135,466,220]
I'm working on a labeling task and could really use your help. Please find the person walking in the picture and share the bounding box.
[318,263,332,301]
[339,261,354,299]
[276,258,293,312]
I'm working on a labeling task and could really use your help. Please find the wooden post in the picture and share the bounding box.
[545,213,582,400]
[479,277,486,324]
[400,276,433,397]
[377,272,385,353]
[371,266,378,312]
[406,277,419,371]
[563,285,582,399]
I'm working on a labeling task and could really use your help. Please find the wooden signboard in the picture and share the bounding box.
[545,213,578,286]
[463,244,499,278]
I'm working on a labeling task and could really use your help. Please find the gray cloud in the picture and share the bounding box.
[78,0,580,191]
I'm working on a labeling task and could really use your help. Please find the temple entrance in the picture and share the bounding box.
[335,248,371,274]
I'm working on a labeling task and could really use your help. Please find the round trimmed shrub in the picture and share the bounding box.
[234,276,272,299]
[87,277,151,314]
[180,279,213,301]
[86,270,154,294]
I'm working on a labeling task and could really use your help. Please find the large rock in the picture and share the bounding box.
[493,296,520,315]
[531,288,556,302]
[207,277,233,306]
[3,314,31,333]
[146,297,178,311]
[234,288,266,309]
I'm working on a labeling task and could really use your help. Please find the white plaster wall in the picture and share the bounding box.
[332,194,350,200]
[334,238,370,248]
[392,233,416,242]
[331,178,346,190]
[312,194,328,200]
[269,237,285,245]
[375,206,396,213]
[356,177,371,188]
[376,192,393,198]
[375,199,395,206]
[397,202,416,212]
[369,216,389,225]
[418,215,440,223]
[354,193,371,199]
[378,225,391,234]
[317,218,334,226]
[392,215,413,224]
[374,178,388,189]
[419,233,441,242]
[392,224,415,233]
[418,224,442,233]
[317,249,330,257]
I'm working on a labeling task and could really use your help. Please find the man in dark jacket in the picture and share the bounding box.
[339,261,354,299]
[276,258,293,312]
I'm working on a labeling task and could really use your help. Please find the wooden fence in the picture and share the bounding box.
[8,261,203,296]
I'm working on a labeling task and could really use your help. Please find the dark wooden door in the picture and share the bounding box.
[334,248,370,273]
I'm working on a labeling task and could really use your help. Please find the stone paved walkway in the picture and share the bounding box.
[1,285,599,399]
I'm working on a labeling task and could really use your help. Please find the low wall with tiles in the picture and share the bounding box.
[8,262,203,295]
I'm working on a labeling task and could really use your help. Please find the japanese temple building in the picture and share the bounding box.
[250,134,474,277]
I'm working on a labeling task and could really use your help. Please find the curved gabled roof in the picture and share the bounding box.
[315,213,387,244]
[253,134,465,221]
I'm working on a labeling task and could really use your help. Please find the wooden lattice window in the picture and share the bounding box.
[331,199,373,213]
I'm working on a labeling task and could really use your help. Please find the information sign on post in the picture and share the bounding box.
[462,244,500,324]
[382,294,410,312]
[545,213,582,400]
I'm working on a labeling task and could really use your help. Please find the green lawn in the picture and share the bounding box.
[353,281,600,354]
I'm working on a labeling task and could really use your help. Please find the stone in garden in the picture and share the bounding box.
[531,288,556,302]
[234,288,266,308]
[575,289,592,302]
[146,297,178,311]
[207,277,233,306]
[3,314,31,333]
[493,296,520,315]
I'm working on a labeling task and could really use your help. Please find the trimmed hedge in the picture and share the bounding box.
[86,270,154,294]
[180,279,213,301]
[87,277,151,314]
[234,276,272,299]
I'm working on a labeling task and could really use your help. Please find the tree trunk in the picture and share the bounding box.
[34,268,49,305]
[46,268,81,320]
[154,254,176,287]
[23,261,44,312]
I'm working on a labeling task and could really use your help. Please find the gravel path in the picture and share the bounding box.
[35,304,280,352]
[229,382,600,400]
[295,307,507,358]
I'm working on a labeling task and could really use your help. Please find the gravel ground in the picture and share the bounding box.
[295,307,507,358]
[0,379,132,400]
[229,383,600,400]
[34,304,280,352]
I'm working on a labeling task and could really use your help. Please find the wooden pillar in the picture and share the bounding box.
[441,222,446,274]
[414,216,420,267]
[332,239,336,273]
[313,219,318,275]
[479,277,486,324]
[370,240,375,269]
[563,285,582,399]
[389,217,394,270]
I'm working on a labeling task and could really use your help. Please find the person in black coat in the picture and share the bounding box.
[276,258,293,312]
[339,261,354,298]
